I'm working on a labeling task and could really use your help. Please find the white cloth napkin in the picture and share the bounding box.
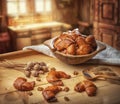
[23,43,120,66]
[23,44,55,57]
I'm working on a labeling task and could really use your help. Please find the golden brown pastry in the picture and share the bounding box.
[74,82,85,92]
[54,29,97,55]
[66,44,76,55]
[85,35,97,49]
[42,85,62,102]
[46,69,71,86]
[54,39,74,51]
[13,77,35,91]
[71,33,80,40]
[76,44,93,55]
[59,33,74,41]
[54,38,62,50]
[76,36,86,46]
[83,80,97,96]
[74,80,97,96]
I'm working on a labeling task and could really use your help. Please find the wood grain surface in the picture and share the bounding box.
[0,50,120,104]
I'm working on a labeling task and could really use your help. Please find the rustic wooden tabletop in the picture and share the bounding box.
[0,50,120,104]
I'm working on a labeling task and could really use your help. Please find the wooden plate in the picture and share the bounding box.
[44,37,106,64]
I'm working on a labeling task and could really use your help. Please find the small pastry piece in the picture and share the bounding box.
[21,81,35,91]
[85,86,97,96]
[74,82,85,92]
[42,86,62,102]
[76,44,93,55]
[83,80,96,88]
[61,49,67,54]
[13,77,27,91]
[59,33,68,40]
[13,77,35,91]
[83,80,97,96]
[71,34,79,40]
[66,44,76,55]
[55,39,74,51]
[59,33,74,42]
[85,35,97,49]
[57,71,71,79]
[46,70,71,86]
[76,36,86,46]
[74,80,97,96]
[54,38,62,49]
[51,80,64,86]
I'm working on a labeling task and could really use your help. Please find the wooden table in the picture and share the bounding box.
[0,50,120,104]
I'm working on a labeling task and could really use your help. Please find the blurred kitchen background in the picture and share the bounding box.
[0,0,120,54]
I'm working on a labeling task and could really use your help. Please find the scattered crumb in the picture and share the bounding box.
[64,96,70,101]
[50,67,56,71]
[39,70,44,74]
[73,71,79,75]
[36,77,41,81]
[24,70,31,78]
[63,87,69,92]
[37,87,44,91]
[27,91,33,96]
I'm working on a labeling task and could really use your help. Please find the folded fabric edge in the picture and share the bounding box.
[23,44,55,57]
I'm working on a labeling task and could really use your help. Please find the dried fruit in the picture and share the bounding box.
[50,67,56,71]
[24,71,31,78]
[32,71,39,77]
[27,91,33,96]
[23,61,49,78]
[33,64,40,71]
[63,87,69,92]
[73,71,79,75]
[37,87,44,91]
[42,66,49,72]
[40,62,46,66]
[64,96,70,101]
[26,61,34,69]
[39,70,44,74]
[36,77,41,81]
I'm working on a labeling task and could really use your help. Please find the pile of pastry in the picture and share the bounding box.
[54,29,97,55]
[13,61,97,103]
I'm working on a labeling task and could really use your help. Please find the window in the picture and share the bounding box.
[7,0,51,15]
[7,0,27,15]
[35,0,51,13]
[6,0,52,25]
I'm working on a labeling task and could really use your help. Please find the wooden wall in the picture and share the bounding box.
[0,0,7,26]
[51,0,79,25]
